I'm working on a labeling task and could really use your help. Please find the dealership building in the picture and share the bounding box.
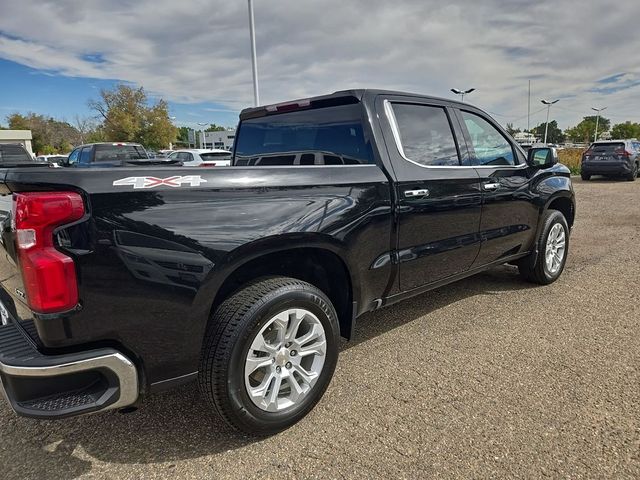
[187,129,236,150]
[0,130,33,154]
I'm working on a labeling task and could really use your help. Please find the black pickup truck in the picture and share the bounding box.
[0,90,575,435]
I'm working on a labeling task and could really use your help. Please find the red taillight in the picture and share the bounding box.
[199,163,216,167]
[13,192,84,313]
[614,148,630,157]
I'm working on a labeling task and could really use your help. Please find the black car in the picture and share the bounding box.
[581,139,640,181]
[0,89,575,435]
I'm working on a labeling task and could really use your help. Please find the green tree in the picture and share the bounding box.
[505,123,521,136]
[610,121,640,140]
[89,84,177,149]
[6,112,81,153]
[565,116,610,143]
[176,126,191,146]
[531,120,565,144]
[205,123,226,132]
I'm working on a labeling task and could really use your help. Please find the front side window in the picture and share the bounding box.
[461,111,515,166]
[391,103,460,167]
[68,149,80,165]
[234,103,373,166]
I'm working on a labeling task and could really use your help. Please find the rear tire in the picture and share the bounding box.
[580,172,591,181]
[199,277,339,436]
[626,163,638,181]
[518,210,569,285]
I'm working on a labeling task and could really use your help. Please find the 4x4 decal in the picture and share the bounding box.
[113,175,208,189]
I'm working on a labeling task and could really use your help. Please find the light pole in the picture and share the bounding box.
[451,88,475,102]
[248,0,260,106]
[540,99,559,144]
[197,122,208,149]
[591,107,607,141]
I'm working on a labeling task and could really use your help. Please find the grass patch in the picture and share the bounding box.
[558,148,584,175]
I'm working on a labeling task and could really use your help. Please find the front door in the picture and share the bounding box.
[379,97,482,291]
[455,109,539,266]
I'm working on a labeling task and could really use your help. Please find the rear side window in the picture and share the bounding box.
[390,103,460,166]
[0,145,32,163]
[79,146,93,163]
[234,104,373,166]
[461,111,515,166]
[94,145,148,162]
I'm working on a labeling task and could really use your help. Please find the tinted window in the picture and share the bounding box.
[68,148,80,165]
[94,144,148,162]
[176,152,193,161]
[79,146,93,163]
[200,152,231,160]
[234,103,373,165]
[591,143,624,154]
[391,103,460,166]
[0,145,32,163]
[461,111,515,166]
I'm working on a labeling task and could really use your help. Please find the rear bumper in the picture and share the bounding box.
[582,161,632,175]
[0,323,138,419]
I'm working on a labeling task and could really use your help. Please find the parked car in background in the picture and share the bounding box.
[581,139,639,181]
[168,148,232,167]
[62,143,180,167]
[0,144,37,165]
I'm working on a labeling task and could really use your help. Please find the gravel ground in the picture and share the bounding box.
[1,177,639,479]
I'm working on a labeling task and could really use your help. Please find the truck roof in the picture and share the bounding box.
[239,89,470,120]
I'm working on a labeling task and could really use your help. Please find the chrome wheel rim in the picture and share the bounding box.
[545,223,566,275]
[244,308,327,412]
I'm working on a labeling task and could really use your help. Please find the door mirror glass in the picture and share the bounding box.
[528,147,558,167]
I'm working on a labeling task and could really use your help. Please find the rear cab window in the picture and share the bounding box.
[233,103,374,166]
[0,145,33,163]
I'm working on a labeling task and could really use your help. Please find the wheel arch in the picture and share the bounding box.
[200,235,358,340]
[545,192,575,228]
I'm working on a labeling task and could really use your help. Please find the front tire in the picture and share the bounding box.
[518,210,569,285]
[199,277,339,436]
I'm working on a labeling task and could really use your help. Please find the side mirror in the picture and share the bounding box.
[528,147,558,168]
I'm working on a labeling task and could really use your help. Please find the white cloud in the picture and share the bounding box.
[1,0,640,128]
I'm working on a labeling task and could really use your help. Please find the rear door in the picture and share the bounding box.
[378,96,482,291]
[455,108,539,266]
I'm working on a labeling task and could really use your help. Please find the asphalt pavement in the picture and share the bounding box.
[1,177,639,479]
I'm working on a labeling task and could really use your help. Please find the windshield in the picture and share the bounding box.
[94,144,148,161]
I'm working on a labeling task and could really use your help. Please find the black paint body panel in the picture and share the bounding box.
[0,89,575,390]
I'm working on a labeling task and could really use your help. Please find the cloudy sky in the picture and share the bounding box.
[1,0,639,130]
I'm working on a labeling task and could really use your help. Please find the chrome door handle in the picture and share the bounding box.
[404,189,429,198]
[483,182,500,191]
